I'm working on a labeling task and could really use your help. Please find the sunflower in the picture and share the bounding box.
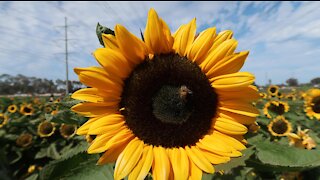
[59,124,77,139]
[0,113,9,128]
[16,133,33,147]
[20,104,34,116]
[287,126,316,150]
[267,85,279,97]
[277,92,283,99]
[268,116,292,137]
[263,100,289,118]
[7,104,18,113]
[285,93,296,101]
[37,121,56,137]
[71,9,259,179]
[304,88,320,120]
[44,105,53,113]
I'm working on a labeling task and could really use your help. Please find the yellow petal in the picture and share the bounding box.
[214,117,248,135]
[213,131,246,150]
[219,101,259,117]
[205,51,249,78]
[218,85,260,103]
[173,18,196,56]
[218,110,256,125]
[188,157,202,180]
[200,39,238,73]
[75,67,123,94]
[102,34,119,50]
[152,146,170,180]
[172,24,185,38]
[187,27,216,64]
[128,146,153,180]
[87,132,119,154]
[114,138,144,180]
[93,48,132,79]
[185,146,214,174]
[88,128,133,154]
[71,102,118,117]
[207,30,233,54]
[97,139,128,165]
[201,150,230,164]
[169,148,189,180]
[197,134,233,154]
[144,8,173,54]
[71,88,120,103]
[72,88,103,102]
[88,114,125,135]
[211,72,255,90]
[77,116,102,135]
[115,24,148,65]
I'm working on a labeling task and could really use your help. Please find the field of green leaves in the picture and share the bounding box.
[1,86,320,180]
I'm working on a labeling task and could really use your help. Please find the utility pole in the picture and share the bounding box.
[64,17,69,95]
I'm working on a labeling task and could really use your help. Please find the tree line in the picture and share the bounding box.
[0,74,85,95]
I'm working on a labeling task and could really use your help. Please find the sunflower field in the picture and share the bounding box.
[1,86,320,180]
[1,8,320,180]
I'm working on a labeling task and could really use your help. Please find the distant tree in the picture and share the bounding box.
[286,78,298,86]
[311,77,320,85]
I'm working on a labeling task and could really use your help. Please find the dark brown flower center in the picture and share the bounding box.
[121,53,218,148]
[40,122,54,135]
[271,120,288,134]
[312,96,320,113]
[24,107,32,113]
[268,103,285,115]
[270,87,276,93]
[61,125,76,136]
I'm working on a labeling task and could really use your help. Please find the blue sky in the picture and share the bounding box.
[0,1,320,85]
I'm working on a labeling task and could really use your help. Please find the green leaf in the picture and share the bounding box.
[96,23,115,47]
[254,141,320,171]
[214,147,255,173]
[47,143,61,160]
[25,173,39,180]
[39,152,113,180]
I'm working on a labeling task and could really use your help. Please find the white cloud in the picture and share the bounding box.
[0,1,319,86]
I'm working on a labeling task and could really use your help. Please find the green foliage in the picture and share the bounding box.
[254,141,320,171]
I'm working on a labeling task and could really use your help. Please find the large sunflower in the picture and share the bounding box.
[304,88,320,120]
[71,9,259,179]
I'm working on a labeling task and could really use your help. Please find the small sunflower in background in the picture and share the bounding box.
[277,91,284,99]
[7,104,18,113]
[59,124,77,139]
[44,105,53,114]
[268,116,292,137]
[71,8,259,179]
[37,121,56,138]
[285,93,296,101]
[304,88,320,120]
[20,104,34,116]
[267,85,279,97]
[0,113,9,128]
[263,100,289,118]
[16,133,33,147]
[287,126,316,150]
